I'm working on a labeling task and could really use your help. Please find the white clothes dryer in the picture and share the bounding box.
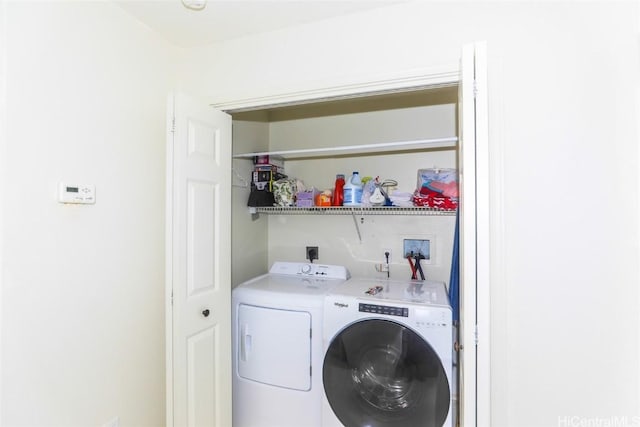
[232,262,350,427]
[322,278,452,427]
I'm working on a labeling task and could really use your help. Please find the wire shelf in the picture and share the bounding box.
[249,206,457,216]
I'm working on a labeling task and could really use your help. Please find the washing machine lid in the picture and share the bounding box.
[329,278,450,307]
[323,318,450,427]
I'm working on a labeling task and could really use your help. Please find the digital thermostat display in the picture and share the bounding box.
[58,183,95,204]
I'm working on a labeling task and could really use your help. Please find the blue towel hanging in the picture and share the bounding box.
[449,210,460,323]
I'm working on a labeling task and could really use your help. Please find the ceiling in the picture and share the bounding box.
[115,0,401,48]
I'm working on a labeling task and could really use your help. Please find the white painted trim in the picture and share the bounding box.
[165,93,175,427]
[637,4,640,416]
[209,65,459,112]
[0,0,6,422]
[487,52,508,427]
[459,42,478,427]
[473,41,491,427]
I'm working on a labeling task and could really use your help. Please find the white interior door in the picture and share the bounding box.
[167,92,232,427]
[459,41,490,427]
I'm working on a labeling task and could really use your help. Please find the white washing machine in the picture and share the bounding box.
[232,262,350,427]
[322,278,452,427]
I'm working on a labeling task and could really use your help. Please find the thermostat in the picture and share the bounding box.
[58,183,95,204]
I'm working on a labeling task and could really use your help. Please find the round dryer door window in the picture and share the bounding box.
[323,319,450,427]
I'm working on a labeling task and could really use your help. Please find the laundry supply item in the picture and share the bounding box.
[315,190,332,206]
[389,191,413,207]
[273,178,301,207]
[369,187,386,205]
[362,177,394,206]
[412,168,458,210]
[343,171,363,206]
[296,188,320,207]
[361,179,376,206]
[331,174,345,206]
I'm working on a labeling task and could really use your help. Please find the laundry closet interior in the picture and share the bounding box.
[229,85,460,289]
[224,77,470,427]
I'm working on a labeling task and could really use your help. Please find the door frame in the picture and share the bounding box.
[165,93,175,427]
[0,0,6,421]
[168,42,490,426]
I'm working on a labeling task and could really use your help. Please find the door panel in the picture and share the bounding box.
[188,180,216,295]
[187,327,217,427]
[168,92,232,427]
[188,119,220,160]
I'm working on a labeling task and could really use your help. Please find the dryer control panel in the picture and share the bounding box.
[269,262,350,280]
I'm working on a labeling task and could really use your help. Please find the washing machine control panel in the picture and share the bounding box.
[359,303,409,317]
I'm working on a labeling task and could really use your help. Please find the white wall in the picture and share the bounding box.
[180,2,640,425]
[232,119,270,286]
[2,2,175,426]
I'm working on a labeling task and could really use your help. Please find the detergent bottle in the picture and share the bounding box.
[343,171,363,206]
[331,174,345,206]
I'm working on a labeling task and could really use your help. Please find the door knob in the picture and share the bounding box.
[202,309,210,317]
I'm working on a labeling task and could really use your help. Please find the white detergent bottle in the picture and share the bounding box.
[343,171,363,206]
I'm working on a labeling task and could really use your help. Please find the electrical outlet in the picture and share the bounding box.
[306,246,319,262]
[382,248,392,264]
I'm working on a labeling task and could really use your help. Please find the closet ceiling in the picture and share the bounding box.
[115,1,402,47]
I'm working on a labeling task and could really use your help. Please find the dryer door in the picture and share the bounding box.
[323,319,449,427]
[238,304,311,391]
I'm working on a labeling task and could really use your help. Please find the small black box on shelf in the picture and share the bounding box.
[247,187,275,207]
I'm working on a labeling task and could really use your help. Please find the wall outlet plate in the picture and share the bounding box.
[403,239,430,260]
[306,246,318,262]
